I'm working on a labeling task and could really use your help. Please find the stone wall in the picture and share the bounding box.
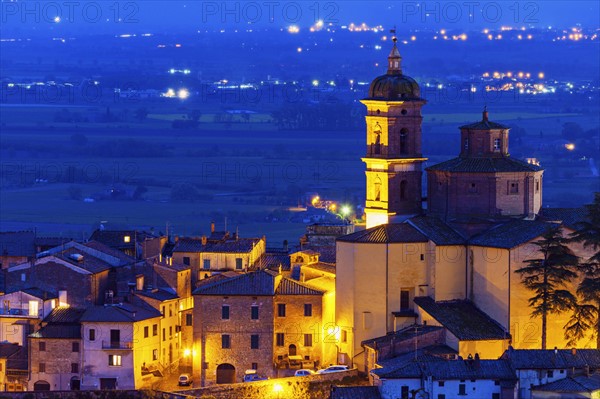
[174,369,361,399]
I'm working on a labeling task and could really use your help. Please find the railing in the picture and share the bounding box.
[102,340,133,350]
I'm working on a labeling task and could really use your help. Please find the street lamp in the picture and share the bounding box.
[273,383,283,399]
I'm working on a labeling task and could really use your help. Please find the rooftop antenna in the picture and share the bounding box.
[224,217,228,232]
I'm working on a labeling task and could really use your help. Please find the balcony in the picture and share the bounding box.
[102,341,133,350]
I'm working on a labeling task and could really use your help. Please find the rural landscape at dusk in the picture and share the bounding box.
[0,1,598,398]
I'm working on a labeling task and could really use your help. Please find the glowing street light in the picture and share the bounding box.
[273,383,283,398]
[177,89,190,100]
[341,205,352,218]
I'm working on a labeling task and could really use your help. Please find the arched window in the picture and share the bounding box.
[373,123,382,155]
[400,180,407,200]
[400,128,409,154]
[374,177,382,201]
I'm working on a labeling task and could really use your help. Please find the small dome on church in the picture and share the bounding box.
[367,36,421,101]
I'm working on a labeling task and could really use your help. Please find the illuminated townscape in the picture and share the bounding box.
[0,1,599,398]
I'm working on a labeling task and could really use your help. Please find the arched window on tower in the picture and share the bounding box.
[373,123,382,155]
[400,128,409,154]
[400,180,407,201]
[374,176,382,201]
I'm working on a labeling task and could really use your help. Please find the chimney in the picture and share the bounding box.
[283,240,289,252]
[174,235,179,242]
[482,105,489,121]
[210,221,215,233]
[278,265,282,275]
[201,236,207,246]
[136,275,144,291]
[58,290,68,307]
[554,346,558,355]
[572,348,577,356]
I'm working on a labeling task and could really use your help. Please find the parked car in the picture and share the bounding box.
[317,365,349,374]
[178,373,193,386]
[243,369,268,382]
[294,369,317,377]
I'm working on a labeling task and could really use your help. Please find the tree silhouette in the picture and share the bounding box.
[566,193,600,347]
[516,227,579,349]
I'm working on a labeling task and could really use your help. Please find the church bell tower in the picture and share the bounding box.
[361,33,427,228]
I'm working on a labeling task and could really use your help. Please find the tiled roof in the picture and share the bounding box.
[256,253,291,271]
[408,216,466,245]
[134,288,178,302]
[0,231,35,257]
[469,219,558,249]
[330,386,382,399]
[0,343,21,359]
[83,241,136,264]
[193,270,277,296]
[374,352,515,381]
[43,307,86,323]
[305,245,337,263]
[55,248,115,274]
[275,278,324,296]
[89,229,156,249]
[193,270,323,296]
[362,325,445,349]
[337,224,428,244]
[19,287,57,300]
[303,262,336,275]
[414,296,509,341]
[460,119,510,130]
[80,303,161,323]
[532,374,600,393]
[503,349,600,370]
[173,237,261,253]
[30,325,81,339]
[539,207,589,229]
[427,156,543,173]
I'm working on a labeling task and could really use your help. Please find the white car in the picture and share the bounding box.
[294,369,317,377]
[317,365,349,374]
[178,373,193,386]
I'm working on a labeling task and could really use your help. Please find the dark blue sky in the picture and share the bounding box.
[2,1,598,34]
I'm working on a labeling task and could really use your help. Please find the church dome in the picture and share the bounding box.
[368,74,421,100]
[367,37,421,101]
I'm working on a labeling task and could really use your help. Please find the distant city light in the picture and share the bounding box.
[54,16,61,23]
[177,89,190,99]
[312,80,319,87]
[287,25,300,34]
[297,47,302,53]
[538,72,545,79]
[565,143,575,151]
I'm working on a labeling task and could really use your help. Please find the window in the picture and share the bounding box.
[304,334,313,347]
[153,349,158,361]
[341,330,347,343]
[236,258,243,270]
[464,138,469,150]
[304,304,312,317]
[468,183,478,194]
[183,256,190,266]
[400,290,410,310]
[494,380,500,386]
[89,329,96,341]
[547,370,554,378]
[186,314,193,326]
[401,386,409,399]
[277,303,286,317]
[203,259,211,269]
[169,304,173,317]
[276,333,285,346]
[152,324,158,336]
[39,342,46,352]
[251,334,259,349]
[494,138,501,151]
[161,306,165,316]
[252,362,258,370]
[492,394,500,399]
[169,326,173,337]
[438,395,446,399]
[400,180,407,200]
[71,363,79,373]
[251,305,259,320]
[124,235,131,243]
[108,355,122,366]
[72,342,79,352]
[162,328,166,341]
[535,180,540,192]
[400,128,409,154]
[29,300,39,316]
[222,334,231,349]
[222,305,230,320]
[439,381,445,387]
[39,363,45,373]
[144,326,149,338]
[420,254,425,261]
[509,182,519,194]
[459,383,466,395]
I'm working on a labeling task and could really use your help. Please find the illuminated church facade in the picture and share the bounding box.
[336,37,596,371]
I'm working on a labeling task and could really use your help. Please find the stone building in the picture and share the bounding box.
[193,269,324,386]
[335,35,597,374]
[28,307,85,391]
